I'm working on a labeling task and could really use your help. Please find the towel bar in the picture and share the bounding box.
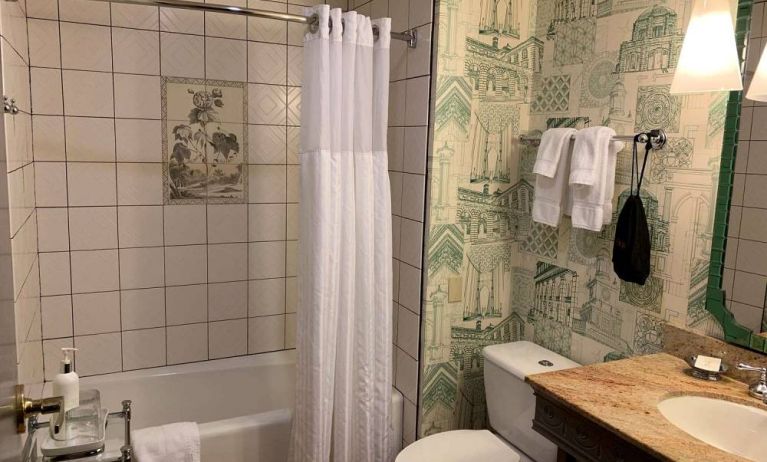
[520,129,667,151]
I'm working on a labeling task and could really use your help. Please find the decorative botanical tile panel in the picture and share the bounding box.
[421,0,730,437]
[162,77,248,204]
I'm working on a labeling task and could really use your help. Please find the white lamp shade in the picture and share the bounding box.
[747,45,767,101]
[670,0,743,94]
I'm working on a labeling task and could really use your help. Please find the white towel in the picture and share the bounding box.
[133,422,200,462]
[569,126,616,186]
[569,127,624,231]
[532,127,577,226]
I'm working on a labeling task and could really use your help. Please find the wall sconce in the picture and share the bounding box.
[670,0,743,94]
[746,44,767,101]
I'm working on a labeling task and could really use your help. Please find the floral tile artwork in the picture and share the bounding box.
[162,77,248,204]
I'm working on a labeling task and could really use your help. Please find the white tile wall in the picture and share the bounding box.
[75,333,122,375]
[60,23,112,72]
[121,287,165,329]
[65,118,116,162]
[28,0,310,380]
[73,291,120,335]
[61,70,114,117]
[209,319,248,358]
[122,327,166,370]
[352,0,432,447]
[42,295,73,338]
[69,207,117,250]
[209,281,247,320]
[32,115,66,161]
[206,2,247,40]
[112,28,160,75]
[3,0,43,384]
[167,323,207,364]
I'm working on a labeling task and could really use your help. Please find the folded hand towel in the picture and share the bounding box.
[569,127,624,231]
[532,128,578,227]
[533,128,577,178]
[133,422,200,462]
[569,126,617,186]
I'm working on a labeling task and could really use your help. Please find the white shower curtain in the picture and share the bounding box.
[290,5,393,462]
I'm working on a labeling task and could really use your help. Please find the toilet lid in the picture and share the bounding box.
[395,430,520,462]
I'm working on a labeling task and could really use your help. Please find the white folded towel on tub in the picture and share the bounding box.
[133,422,201,462]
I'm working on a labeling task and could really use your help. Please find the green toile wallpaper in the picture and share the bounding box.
[419,0,731,437]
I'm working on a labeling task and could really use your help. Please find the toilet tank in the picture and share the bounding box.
[483,341,580,462]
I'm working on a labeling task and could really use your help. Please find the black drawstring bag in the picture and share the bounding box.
[612,134,652,285]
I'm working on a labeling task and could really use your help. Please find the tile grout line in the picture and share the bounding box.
[283,3,288,351]
[155,4,170,370]
[245,4,258,355]
[203,2,211,363]
[56,0,78,377]
[103,3,125,371]
[105,1,126,374]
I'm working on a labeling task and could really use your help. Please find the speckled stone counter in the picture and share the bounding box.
[662,325,767,383]
[527,353,767,462]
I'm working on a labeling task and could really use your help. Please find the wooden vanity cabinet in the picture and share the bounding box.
[532,393,664,462]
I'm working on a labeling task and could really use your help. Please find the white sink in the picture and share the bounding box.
[658,396,767,461]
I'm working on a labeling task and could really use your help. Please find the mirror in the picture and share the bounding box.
[707,0,767,353]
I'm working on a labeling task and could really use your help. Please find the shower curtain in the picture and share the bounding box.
[290,5,393,462]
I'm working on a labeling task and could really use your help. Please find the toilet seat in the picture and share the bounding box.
[395,430,520,462]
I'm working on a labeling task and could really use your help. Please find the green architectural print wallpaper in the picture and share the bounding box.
[420,0,729,437]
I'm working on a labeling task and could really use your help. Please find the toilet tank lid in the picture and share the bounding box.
[483,341,580,379]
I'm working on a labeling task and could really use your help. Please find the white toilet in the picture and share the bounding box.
[396,341,580,462]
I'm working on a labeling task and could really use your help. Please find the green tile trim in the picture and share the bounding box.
[705,0,767,353]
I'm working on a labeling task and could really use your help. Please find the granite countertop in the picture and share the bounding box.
[526,353,767,462]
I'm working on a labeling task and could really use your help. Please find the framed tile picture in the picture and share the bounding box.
[162,77,248,204]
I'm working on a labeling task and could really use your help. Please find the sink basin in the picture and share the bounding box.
[658,396,767,461]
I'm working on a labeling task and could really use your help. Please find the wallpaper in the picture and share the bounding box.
[420,0,729,436]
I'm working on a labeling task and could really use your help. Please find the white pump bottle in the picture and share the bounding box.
[53,347,79,412]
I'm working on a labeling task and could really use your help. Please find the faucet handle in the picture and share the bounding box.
[14,385,65,434]
[736,363,767,402]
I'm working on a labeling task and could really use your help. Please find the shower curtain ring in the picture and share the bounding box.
[308,13,319,33]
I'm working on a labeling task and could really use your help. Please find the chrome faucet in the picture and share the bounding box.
[736,363,767,403]
[14,385,65,434]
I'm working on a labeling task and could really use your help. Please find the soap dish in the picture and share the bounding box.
[686,355,728,381]
[39,408,108,459]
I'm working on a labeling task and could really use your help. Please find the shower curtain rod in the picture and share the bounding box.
[86,0,418,48]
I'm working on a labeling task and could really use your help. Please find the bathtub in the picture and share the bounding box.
[42,350,403,461]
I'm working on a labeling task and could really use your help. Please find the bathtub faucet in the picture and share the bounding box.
[13,384,65,435]
[108,399,133,461]
[122,400,133,461]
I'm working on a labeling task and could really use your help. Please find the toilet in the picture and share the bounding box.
[396,341,580,462]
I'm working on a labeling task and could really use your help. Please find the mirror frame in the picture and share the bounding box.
[706,0,767,353]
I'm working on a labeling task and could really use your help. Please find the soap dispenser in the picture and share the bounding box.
[51,347,79,440]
